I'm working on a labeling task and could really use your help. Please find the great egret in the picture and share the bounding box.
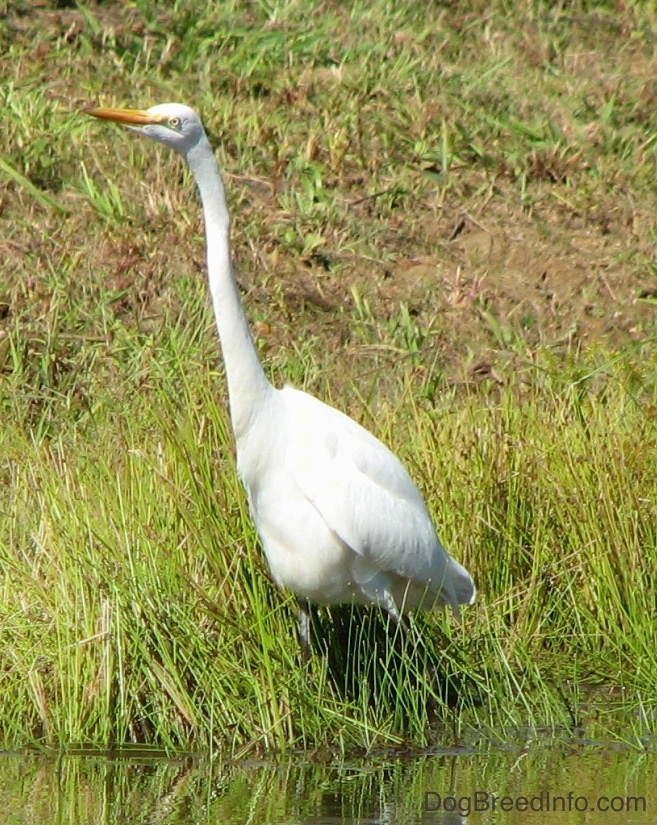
[86,103,476,655]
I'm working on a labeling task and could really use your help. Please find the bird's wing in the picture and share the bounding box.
[283,387,447,586]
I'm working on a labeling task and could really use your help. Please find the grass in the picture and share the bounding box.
[2,343,657,752]
[1,0,657,753]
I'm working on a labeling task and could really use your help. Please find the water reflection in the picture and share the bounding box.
[0,741,654,825]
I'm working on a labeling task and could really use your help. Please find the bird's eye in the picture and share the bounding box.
[169,116,182,130]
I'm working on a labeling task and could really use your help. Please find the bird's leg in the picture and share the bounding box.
[297,597,311,662]
[382,592,426,657]
[382,592,402,625]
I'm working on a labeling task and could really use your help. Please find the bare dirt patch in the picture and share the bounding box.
[2,1,657,388]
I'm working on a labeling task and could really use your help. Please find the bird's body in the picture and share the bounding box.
[238,383,474,614]
[86,103,475,642]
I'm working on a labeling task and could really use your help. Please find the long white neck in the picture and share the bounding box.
[186,135,272,439]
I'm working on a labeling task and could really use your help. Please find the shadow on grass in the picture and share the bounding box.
[303,604,482,719]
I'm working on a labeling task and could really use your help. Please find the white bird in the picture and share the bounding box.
[86,103,476,656]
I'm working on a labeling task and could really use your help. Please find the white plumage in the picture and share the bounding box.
[87,103,475,651]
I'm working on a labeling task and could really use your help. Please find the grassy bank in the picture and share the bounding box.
[2,343,657,751]
[2,0,657,752]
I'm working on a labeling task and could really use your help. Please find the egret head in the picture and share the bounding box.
[86,103,206,157]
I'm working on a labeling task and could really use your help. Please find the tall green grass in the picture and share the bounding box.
[2,325,657,750]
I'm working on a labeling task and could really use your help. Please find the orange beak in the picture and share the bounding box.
[85,107,167,126]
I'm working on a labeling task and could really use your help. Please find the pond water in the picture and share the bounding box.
[0,737,655,824]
